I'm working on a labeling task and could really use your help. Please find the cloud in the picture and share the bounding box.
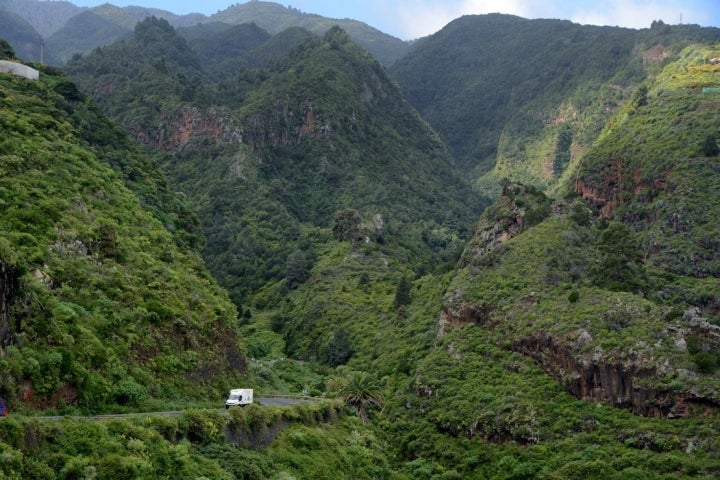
[394,0,530,39]
[391,0,713,40]
[569,1,688,28]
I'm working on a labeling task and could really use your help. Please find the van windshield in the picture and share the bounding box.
[228,393,241,400]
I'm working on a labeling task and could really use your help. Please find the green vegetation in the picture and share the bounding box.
[0,402,388,479]
[2,9,720,479]
[0,62,243,412]
[67,21,485,310]
[390,15,720,193]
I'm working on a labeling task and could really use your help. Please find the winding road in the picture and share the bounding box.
[27,395,321,421]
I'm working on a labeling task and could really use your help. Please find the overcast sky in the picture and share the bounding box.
[70,0,720,40]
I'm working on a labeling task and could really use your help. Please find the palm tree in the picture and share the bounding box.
[338,371,383,424]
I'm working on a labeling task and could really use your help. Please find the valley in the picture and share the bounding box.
[1,1,720,478]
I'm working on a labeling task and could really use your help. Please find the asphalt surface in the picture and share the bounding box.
[12,396,321,421]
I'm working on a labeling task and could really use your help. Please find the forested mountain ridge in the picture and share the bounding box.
[378,43,720,477]
[389,14,720,195]
[2,5,720,478]
[0,0,408,66]
[0,52,245,412]
[209,0,409,66]
[65,17,486,311]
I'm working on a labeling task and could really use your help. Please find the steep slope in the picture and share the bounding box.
[210,0,409,66]
[0,0,82,37]
[390,15,720,194]
[3,0,408,67]
[0,58,244,412]
[46,10,130,64]
[0,9,47,63]
[377,44,720,477]
[180,21,272,79]
[66,20,486,312]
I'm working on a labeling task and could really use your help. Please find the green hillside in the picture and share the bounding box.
[66,19,486,311]
[46,11,130,64]
[0,59,245,413]
[389,15,720,195]
[2,6,720,479]
[0,0,82,37]
[378,43,720,478]
[210,1,409,66]
[0,10,47,63]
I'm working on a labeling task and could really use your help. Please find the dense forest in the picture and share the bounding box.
[1,1,720,478]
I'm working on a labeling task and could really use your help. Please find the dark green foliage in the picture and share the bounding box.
[632,84,648,108]
[332,209,362,245]
[553,123,573,175]
[394,276,412,309]
[285,248,311,289]
[701,133,719,157]
[691,351,719,374]
[592,221,647,293]
[0,38,16,60]
[336,371,383,423]
[326,327,354,367]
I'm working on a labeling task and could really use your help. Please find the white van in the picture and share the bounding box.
[225,388,253,408]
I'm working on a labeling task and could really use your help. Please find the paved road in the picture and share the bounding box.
[20,396,321,421]
[256,396,319,407]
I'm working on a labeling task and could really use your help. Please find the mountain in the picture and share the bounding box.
[45,3,207,64]
[180,21,272,76]
[379,43,720,478]
[1,0,409,67]
[46,10,130,64]
[0,9,46,62]
[4,6,720,479]
[389,15,720,194]
[0,0,82,37]
[0,56,245,412]
[209,1,409,66]
[66,18,486,311]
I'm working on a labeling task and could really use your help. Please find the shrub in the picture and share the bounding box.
[692,351,718,374]
[113,378,148,406]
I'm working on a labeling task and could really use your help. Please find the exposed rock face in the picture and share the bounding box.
[0,261,19,348]
[574,157,671,219]
[131,106,244,151]
[511,332,713,418]
[439,300,720,418]
[459,183,550,268]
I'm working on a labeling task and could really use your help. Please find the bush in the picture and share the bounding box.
[692,351,718,373]
[113,378,148,406]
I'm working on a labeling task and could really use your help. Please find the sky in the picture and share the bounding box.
[69,0,720,40]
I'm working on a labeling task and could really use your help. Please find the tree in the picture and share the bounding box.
[632,84,648,108]
[332,209,362,248]
[394,276,411,309]
[337,371,383,424]
[0,39,16,60]
[592,221,646,292]
[326,327,353,367]
[701,134,719,157]
[285,249,310,289]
